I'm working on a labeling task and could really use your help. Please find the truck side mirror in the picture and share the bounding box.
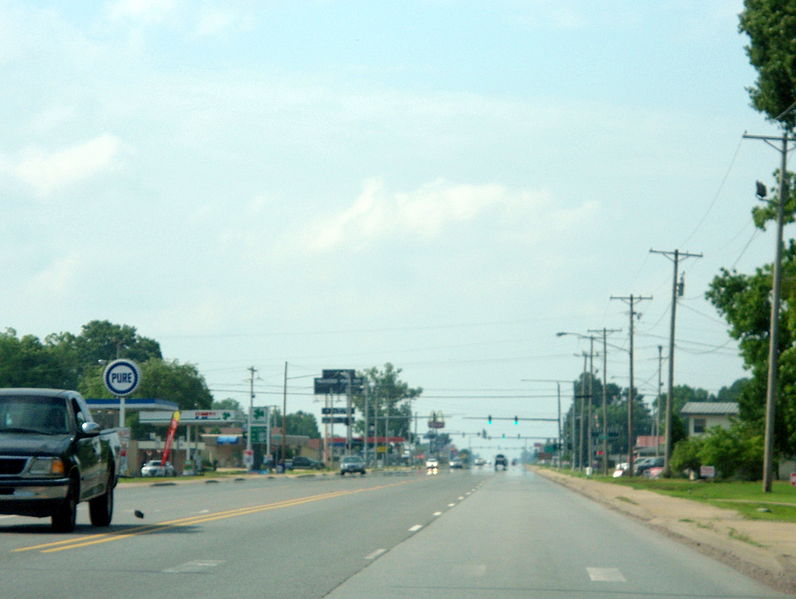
[80,422,101,437]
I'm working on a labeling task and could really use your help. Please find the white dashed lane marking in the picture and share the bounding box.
[408,524,423,532]
[365,549,386,560]
[587,567,626,582]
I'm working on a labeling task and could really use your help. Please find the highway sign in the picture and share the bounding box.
[322,407,354,414]
[103,359,141,397]
[322,417,353,425]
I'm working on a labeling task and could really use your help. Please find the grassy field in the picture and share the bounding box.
[544,468,796,522]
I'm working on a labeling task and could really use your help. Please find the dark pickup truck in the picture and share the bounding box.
[0,389,121,532]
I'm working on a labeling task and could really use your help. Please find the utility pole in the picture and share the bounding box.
[611,294,652,477]
[656,345,663,458]
[579,352,587,471]
[363,383,369,466]
[651,248,702,476]
[589,327,621,475]
[281,361,287,467]
[246,366,257,468]
[743,131,791,492]
[344,371,353,456]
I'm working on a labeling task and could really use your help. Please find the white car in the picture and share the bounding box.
[140,459,175,477]
[425,458,439,469]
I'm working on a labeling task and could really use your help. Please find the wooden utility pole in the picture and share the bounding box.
[743,131,791,492]
[610,294,651,477]
[650,248,702,476]
[589,327,621,475]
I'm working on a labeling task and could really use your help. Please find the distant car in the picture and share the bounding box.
[141,460,175,477]
[290,456,324,470]
[494,454,508,471]
[449,459,463,469]
[473,457,486,468]
[613,462,629,477]
[339,455,366,476]
[425,458,439,469]
[636,457,664,476]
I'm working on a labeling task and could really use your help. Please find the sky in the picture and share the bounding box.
[0,0,788,456]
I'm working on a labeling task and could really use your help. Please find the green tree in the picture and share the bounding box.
[707,251,796,456]
[739,1,796,130]
[670,436,704,476]
[269,409,321,439]
[0,329,74,388]
[213,398,242,411]
[352,363,422,441]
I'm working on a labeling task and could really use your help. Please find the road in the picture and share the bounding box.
[0,468,789,598]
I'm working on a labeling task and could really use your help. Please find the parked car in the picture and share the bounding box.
[636,457,664,476]
[140,459,176,477]
[290,456,324,470]
[339,455,366,476]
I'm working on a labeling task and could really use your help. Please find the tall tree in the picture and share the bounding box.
[352,363,422,441]
[0,329,74,388]
[707,253,796,455]
[739,0,796,130]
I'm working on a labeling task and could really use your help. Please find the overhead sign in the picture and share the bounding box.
[322,417,353,425]
[322,407,354,414]
[103,359,141,397]
[315,369,364,395]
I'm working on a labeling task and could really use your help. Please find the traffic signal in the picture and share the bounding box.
[514,415,518,425]
[482,429,487,438]
[487,414,492,424]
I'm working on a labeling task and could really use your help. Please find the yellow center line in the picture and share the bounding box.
[15,480,412,554]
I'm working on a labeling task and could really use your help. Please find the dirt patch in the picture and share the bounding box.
[533,467,796,595]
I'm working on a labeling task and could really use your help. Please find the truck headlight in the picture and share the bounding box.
[27,457,66,476]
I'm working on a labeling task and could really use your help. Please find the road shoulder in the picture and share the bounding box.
[533,467,796,595]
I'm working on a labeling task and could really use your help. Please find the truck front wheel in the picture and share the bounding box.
[52,479,78,532]
[89,467,114,527]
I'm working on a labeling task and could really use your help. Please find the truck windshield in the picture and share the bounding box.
[0,396,69,435]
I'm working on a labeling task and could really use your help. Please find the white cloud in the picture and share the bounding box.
[107,0,177,24]
[194,8,252,37]
[11,134,122,195]
[299,179,598,254]
[26,254,82,296]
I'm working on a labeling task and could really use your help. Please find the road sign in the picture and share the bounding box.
[140,410,245,424]
[321,417,353,425]
[103,359,141,397]
[314,370,365,394]
[791,472,796,487]
[322,407,354,414]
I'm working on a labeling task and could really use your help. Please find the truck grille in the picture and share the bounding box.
[0,457,27,475]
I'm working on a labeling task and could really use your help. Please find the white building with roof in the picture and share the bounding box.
[680,402,739,437]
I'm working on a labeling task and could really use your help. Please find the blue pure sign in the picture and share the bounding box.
[103,359,141,396]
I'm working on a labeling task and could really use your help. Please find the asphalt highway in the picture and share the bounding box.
[0,468,788,598]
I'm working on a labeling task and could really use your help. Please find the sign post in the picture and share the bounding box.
[103,359,141,477]
[103,359,142,427]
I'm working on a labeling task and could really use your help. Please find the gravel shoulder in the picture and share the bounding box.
[533,467,796,595]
